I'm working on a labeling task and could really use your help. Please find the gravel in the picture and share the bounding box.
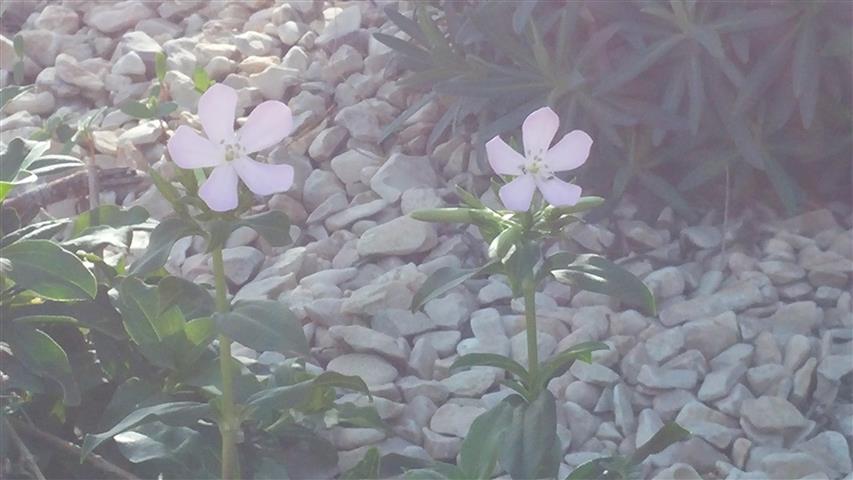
[6,1,852,478]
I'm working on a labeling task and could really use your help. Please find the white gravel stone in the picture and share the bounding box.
[370,153,439,203]
[638,365,698,390]
[329,325,407,363]
[429,403,486,438]
[316,5,362,46]
[216,246,264,286]
[357,216,437,256]
[84,1,154,33]
[741,396,808,432]
[327,353,398,386]
[698,364,747,401]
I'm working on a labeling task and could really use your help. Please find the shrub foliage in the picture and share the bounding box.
[377,1,852,218]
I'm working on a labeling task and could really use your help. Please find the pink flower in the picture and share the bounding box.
[167,84,294,212]
[486,107,592,212]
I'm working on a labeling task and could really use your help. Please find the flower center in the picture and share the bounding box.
[522,150,552,179]
[222,141,245,162]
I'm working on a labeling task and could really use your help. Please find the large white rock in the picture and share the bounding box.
[369,153,438,203]
[357,216,437,257]
[327,353,398,386]
[429,403,486,438]
[84,1,154,33]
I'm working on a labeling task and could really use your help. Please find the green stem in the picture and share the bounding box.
[212,248,240,480]
[523,278,539,388]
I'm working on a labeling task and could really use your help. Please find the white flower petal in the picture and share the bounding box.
[499,174,536,212]
[536,177,582,207]
[545,130,592,172]
[486,136,525,176]
[197,83,238,144]
[167,126,224,169]
[237,101,293,154]
[233,157,294,196]
[198,164,239,212]
[522,107,559,158]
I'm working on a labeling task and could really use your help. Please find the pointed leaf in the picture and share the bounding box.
[6,324,80,406]
[128,217,198,276]
[459,400,515,480]
[120,100,154,119]
[411,261,498,311]
[629,422,691,463]
[537,342,609,389]
[551,254,656,315]
[82,402,212,459]
[215,300,309,357]
[451,353,529,382]
[500,390,559,479]
[240,210,291,247]
[1,240,96,300]
[342,447,381,480]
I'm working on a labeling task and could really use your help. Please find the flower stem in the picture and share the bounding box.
[523,278,539,388]
[212,247,240,480]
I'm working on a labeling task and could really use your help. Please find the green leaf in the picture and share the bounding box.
[550,254,656,315]
[383,7,428,46]
[451,354,529,382]
[120,100,154,119]
[82,401,212,459]
[157,276,215,320]
[254,458,291,480]
[155,51,167,83]
[27,155,85,176]
[636,172,695,221]
[192,66,214,92]
[155,101,178,118]
[733,29,796,115]
[629,422,691,464]
[503,242,540,294]
[13,61,24,85]
[373,33,432,64]
[5,324,80,406]
[128,217,198,276]
[537,342,609,390]
[245,379,314,412]
[500,390,559,479]
[403,470,450,480]
[459,400,515,479]
[0,85,31,110]
[546,196,605,217]
[379,92,435,142]
[1,240,96,300]
[114,422,203,465]
[313,371,372,399]
[342,447,380,480]
[488,225,521,261]
[118,277,185,346]
[12,33,23,57]
[763,152,803,215]
[0,137,27,182]
[512,1,538,34]
[335,402,385,429]
[215,300,309,357]
[595,37,679,94]
[410,207,477,224]
[240,210,292,247]
[564,456,622,480]
[0,219,70,249]
[712,7,796,32]
[72,205,150,236]
[411,261,498,311]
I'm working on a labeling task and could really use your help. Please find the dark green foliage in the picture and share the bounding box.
[377,1,852,215]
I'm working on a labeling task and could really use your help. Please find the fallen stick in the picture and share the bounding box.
[9,418,141,480]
